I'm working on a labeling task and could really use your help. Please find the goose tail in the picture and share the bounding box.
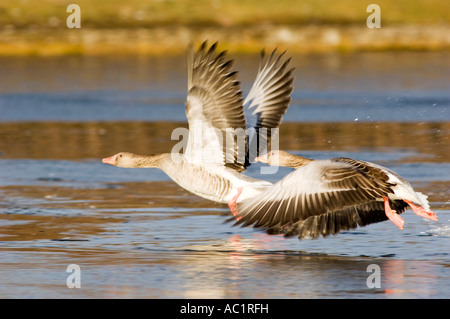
[415,192,431,212]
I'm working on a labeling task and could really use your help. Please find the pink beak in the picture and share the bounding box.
[102,155,117,165]
[255,154,268,163]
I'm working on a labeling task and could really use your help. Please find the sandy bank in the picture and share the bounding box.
[1,24,449,56]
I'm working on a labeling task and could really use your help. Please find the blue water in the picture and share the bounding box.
[0,52,449,299]
[0,89,448,122]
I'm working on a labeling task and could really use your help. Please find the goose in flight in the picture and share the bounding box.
[102,42,295,210]
[231,150,438,239]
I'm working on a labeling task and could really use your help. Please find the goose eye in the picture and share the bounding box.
[119,154,123,157]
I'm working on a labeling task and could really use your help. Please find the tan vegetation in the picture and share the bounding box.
[0,0,449,55]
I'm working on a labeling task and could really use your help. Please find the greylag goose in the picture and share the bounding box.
[231,150,438,239]
[102,42,295,210]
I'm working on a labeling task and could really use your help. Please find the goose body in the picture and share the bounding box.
[102,42,294,207]
[159,153,272,204]
[232,150,438,239]
[103,152,271,204]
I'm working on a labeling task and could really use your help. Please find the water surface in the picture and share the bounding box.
[0,52,449,299]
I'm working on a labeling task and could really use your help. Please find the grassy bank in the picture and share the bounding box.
[2,0,449,28]
[2,25,449,56]
[0,0,449,55]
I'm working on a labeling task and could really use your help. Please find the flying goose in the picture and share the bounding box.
[102,42,295,211]
[231,150,438,239]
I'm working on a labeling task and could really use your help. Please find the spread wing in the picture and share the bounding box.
[244,49,295,166]
[232,158,398,238]
[184,42,247,172]
[266,200,408,239]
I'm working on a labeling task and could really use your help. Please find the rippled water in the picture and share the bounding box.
[0,52,449,299]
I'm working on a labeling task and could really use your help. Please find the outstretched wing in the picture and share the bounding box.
[232,158,398,238]
[266,200,408,239]
[244,49,295,166]
[184,42,247,172]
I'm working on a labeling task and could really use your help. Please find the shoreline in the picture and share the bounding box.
[1,24,449,56]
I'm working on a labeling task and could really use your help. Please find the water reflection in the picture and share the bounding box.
[1,52,449,94]
[0,240,446,298]
[382,259,442,297]
[0,51,449,298]
[0,121,448,162]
